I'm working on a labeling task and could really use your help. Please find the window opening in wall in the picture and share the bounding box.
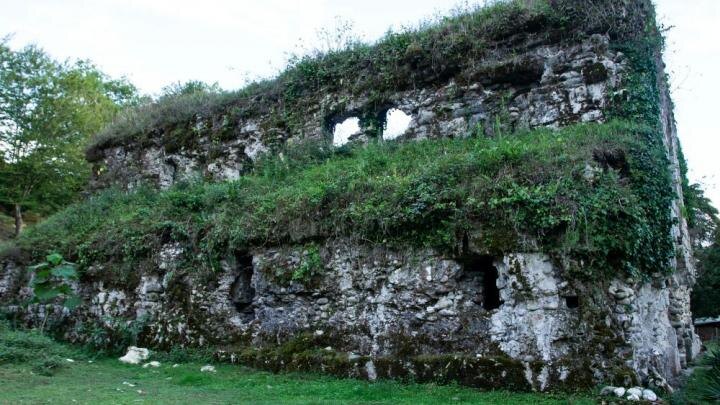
[564,296,579,309]
[462,254,502,310]
[333,117,361,146]
[230,254,255,319]
[383,108,411,140]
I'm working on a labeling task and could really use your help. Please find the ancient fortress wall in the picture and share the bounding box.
[89,35,622,191]
[0,0,700,392]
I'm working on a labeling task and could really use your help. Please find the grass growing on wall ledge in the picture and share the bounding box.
[85,0,656,158]
[3,120,673,283]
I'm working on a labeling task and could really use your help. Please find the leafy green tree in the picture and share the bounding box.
[692,233,720,318]
[686,183,720,318]
[0,38,138,236]
[686,183,719,249]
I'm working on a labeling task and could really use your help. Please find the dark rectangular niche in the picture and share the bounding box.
[564,295,580,309]
[230,253,255,321]
[460,254,502,311]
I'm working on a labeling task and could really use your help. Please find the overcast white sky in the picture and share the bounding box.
[1,0,718,206]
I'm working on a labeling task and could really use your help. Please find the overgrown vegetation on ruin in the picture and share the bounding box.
[1,0,701,398]
[2,120,672,284]
[4,0,678,285]
[85,0,655,158]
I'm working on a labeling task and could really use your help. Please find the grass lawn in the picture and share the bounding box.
[0,359,597,405]
[0,323,595,405]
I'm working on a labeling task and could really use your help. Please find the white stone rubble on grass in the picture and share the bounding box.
[142,361,161,368]
[200,365,217,373]
[172,363,180,368]
[600,385,658,402]
[627,387,643,396]
[122,381,136,387]
[119,346,150,365]
[642,389,658,401]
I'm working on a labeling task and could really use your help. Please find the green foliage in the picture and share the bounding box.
[291,245,324,283]
[0,38,138,235]
[685,181,720,319]
[2,1,677,287]
[5,120,673,282]
[79,316,148,356]
[685,182,719,247]
[86,0,662,158]
[28,253,81,312]
[0,320,87,376]
[692,233,720,318]
[672,344,720,403]
[160,80,221,99]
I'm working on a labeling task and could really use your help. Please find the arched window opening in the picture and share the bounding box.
[383,108,411,140]
[333,117,361,146]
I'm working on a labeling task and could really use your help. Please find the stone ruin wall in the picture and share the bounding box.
[89,35,623,191]
[0,6,701,392]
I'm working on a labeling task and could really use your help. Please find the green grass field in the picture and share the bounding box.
[0,324,596,405]
[0,360,597,405]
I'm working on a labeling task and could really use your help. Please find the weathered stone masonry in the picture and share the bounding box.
[89,35,625,190]
[0,1,701,392]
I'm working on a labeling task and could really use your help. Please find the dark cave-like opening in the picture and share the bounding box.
[230,254,255,318]
[461,254,502,311]
[564,295,580,309]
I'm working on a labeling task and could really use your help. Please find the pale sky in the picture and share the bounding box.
[1,0,718,206]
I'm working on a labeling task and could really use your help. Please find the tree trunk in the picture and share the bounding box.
[14,203,23,237]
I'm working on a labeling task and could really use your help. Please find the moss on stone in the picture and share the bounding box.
[225,340,536,392]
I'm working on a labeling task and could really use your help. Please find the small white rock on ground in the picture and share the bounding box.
[200,365,216,373]
[642,389,658,401]
[119,346,150,365]
[142,361,161,368]
[626,393,640,401]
